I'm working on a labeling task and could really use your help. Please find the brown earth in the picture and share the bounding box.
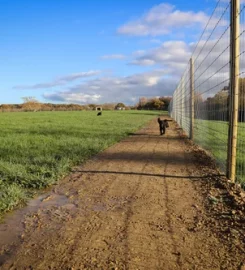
[0,117,244,270]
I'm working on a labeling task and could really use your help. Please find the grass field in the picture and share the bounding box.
[0,110,167,215]
[194,119,245,186]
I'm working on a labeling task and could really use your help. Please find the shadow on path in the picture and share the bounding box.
[72,170,224,180]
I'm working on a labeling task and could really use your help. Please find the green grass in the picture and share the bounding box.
[194,119,245,187]
[0,110,166,215]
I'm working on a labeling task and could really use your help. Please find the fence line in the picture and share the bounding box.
[169,0,245,186]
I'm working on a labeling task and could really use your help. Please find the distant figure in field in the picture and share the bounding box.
[97,111,102,116]
[157,117,169,135]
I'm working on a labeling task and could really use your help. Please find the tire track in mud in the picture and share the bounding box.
[121,137,161,270]
[162,141,182,268]
[125,131,182,270]
[58,132,165,270]
[64,136,155,269]
[78,135,159,269]
[158,127,201,269]
[111,130,179,270]
[123,138,168,270]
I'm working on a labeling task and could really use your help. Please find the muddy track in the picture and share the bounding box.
[0,118,244,270]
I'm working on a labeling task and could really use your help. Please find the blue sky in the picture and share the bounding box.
[0,0,217,105]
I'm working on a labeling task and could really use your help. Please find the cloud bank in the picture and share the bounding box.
[13,70,101,90]
[43,69,177,105]
[117,3,209,36]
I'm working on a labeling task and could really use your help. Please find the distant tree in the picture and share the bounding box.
[116,102,126,107]
[22,96,39,103]
[103,103,117,110]
[115,102,126,110]
[136,97,166,110]
[88,104,96,110]
[21,96,41,112]
[151,98,164,110]
[159,96,172,110]
[1,104,12,112]
[137,97,148,109]
[129,105,137,110]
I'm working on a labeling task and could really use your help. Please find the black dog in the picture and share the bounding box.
[158,118,169,135]
[97,111,102,116]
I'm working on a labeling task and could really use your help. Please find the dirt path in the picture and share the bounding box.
[0,118,244,269]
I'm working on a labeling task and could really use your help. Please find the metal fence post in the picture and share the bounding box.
[227,0,240,181]
[190,58,194,140]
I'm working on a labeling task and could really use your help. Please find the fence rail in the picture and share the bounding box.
[169,0,245,186]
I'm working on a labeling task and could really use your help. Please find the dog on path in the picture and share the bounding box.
[157,118,169,135]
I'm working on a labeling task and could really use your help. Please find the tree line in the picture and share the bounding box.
[0,97,132,112]
[0,96,171,112]
[194,78,245,122]
[136,96,172,111]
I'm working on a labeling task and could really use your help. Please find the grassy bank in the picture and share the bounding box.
[194,119,245,186]
[0,110,167,215]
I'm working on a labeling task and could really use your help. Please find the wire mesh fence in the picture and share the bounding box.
[169,0,245,186]
[237,2,245,183]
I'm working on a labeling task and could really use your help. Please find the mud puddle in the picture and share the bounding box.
[0,191,69,265]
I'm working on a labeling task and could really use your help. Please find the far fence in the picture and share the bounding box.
[169,0,245,185]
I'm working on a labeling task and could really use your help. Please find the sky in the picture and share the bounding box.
[0,0,218,105]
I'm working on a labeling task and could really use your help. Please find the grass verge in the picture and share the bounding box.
[194,119,245,187]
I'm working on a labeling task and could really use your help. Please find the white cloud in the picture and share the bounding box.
[39,40,195,105]
[57,71,101,82]
[172,36,233,100]
[129,41,192,78]
[15,2,233,105]
[43,69,176,105]
[169,0,232,99]
[101,54,126,60]
[130,59,156,66]
[132,50,146,56]
[13,70,101,90]
[43,92,101,104]
[117,3,209,36]
[150,39,162,44]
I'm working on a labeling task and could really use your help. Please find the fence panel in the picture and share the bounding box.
[237,1,245,183]
[169,0,244,182]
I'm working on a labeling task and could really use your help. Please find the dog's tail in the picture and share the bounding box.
[164,119,169,127]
